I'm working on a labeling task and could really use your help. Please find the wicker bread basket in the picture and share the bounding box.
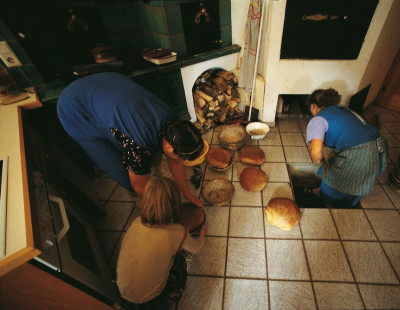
[202,179,235,206]
[218,124,248,151]
[209,151,234,172]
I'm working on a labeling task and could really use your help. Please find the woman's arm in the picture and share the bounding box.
[309,138,324,164]
[167,156,203,207]
[307,116,327,165]
[128,170,150,196]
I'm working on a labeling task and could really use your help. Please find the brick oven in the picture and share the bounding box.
[259,0,398,126]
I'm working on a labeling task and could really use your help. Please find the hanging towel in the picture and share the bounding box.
[239,0,262,93]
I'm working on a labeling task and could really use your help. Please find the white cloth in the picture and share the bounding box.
[239,0,262,92]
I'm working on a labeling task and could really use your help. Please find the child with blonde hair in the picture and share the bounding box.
[116,177,205,309]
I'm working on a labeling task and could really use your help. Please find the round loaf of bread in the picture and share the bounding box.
[265,198,301,231]
[179,202,205,232]
[206,148,231,169]
[239,167,268,192]
[239,146,265,166]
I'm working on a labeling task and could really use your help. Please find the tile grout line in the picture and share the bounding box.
[378,180,399,210]
[185,273,400,285]
[217,125,229,310]
[279,118,320,310]
[106,201,137,264]
[201,234,400,242]
[361,207,400,284]
[221,155,235,310]
[282,119,317,308]
[261,187,272,310]
[297,213,320,309]
[328,207,367,309]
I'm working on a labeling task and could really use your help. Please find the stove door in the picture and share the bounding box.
[23,119,60,270]
[281,0,378,59]
[31,170,60,271]
[48,188,117,301]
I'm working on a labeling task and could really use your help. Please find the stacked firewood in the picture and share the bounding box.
[193,69,242,132]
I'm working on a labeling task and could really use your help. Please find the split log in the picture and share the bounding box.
[229,101,238,109]
[195,89,213,102]
[216,70,235,81]
[195,107,206,124]
[212,77,229,92]
[203,86,220,98]
[198,97,206,108]
[217,94,225,102]
[231,87,240,98]
[194,121,204,133]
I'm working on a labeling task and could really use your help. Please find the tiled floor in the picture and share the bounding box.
[93,104,400,310]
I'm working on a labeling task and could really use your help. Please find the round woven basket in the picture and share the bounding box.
[202,179,235,206]
[209,151,234,172]
[218,124,248,151]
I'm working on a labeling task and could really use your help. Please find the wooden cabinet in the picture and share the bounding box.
[0,262,113,310]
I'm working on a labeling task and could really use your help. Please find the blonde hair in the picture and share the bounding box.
[140,177,181,225]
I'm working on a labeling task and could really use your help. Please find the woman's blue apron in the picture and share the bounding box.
[317,106,388,196]
[322,136,387,196]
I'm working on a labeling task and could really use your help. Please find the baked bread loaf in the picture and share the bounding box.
[265,198,301,231]
[206,148,231,169]
[239,167,268,192]
[239,146,265,166]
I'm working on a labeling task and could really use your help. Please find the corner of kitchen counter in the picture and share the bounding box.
[0,91,42,277]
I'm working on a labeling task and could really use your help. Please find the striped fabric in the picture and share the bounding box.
[322,137,387,196]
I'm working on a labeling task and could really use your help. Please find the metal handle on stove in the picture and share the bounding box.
[48,195,70,242]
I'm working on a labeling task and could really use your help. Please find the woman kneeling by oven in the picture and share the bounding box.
[306,88,388,208]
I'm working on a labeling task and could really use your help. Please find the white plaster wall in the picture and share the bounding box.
[231,0,400,125]
[359,0,400,106]
[231,0,250,58]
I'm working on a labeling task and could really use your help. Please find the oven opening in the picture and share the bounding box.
[277,94,310,118]
[288,163,324,208]
[288,163,363,209]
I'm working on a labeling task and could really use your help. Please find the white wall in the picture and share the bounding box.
[231,0,250,56]
[359,1,400,107]
[231,0,400,125]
